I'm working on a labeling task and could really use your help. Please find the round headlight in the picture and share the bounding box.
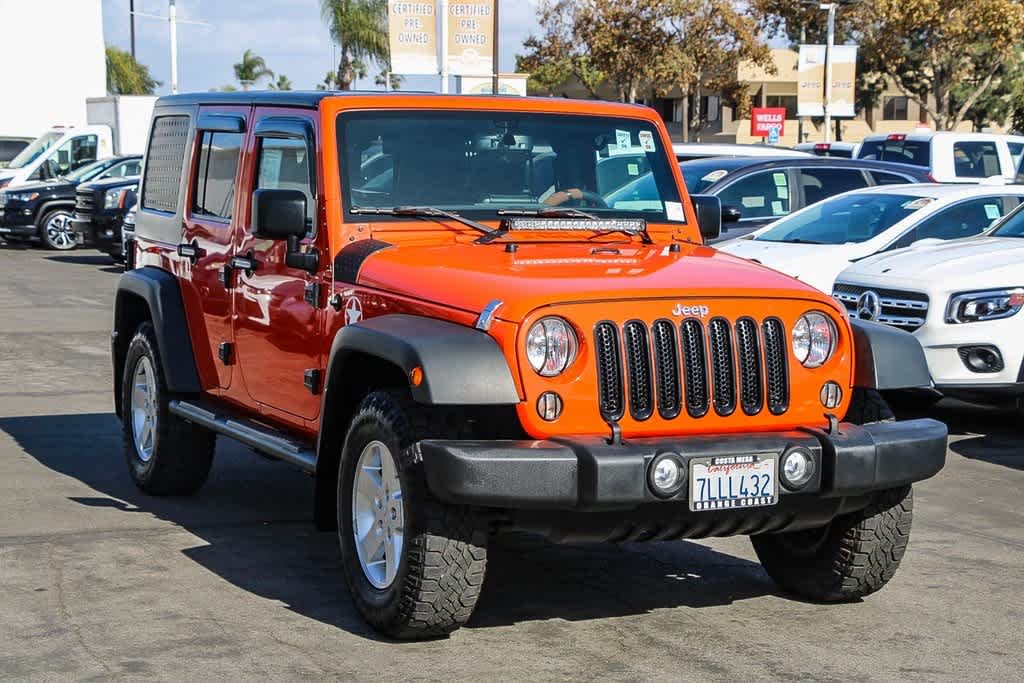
[792,312,837,368]
[525,317,578,377]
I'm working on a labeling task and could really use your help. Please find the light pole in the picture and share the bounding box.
[130,1,209,95]
[822,2,837,144]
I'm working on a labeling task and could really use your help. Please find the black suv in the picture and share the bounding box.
[72,176,139,260]
[0,155,141,250]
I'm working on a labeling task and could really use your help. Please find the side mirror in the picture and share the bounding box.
[252,188,318,272]
[690,194,722,241]
[722,204,742,223]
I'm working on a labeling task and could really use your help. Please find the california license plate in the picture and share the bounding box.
[690,454,778,511]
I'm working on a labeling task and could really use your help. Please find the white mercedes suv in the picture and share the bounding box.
[834,207,1024,405]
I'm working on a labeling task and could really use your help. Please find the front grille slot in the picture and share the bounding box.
[623,321,654,420]
[832,283,929,332]
[75,189,95,216]
[593,315,790,425]
[594,322,624,421]
[708,318,736,416]
[762,318,789,414]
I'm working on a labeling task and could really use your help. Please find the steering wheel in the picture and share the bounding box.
[544,188,609,209]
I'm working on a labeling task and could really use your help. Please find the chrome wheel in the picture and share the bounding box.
[130,356,157,462]
[44,212,76,250]
[352,440,404,589]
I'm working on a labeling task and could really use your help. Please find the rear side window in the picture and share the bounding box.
[1008,142,1023,169]
[717,170,790,220]
[142,115,190,213]
[256,137,315,227]
[953,141,1000,178]
[870,171,914,185]
[799,168,868,205]
[192,132,243,220]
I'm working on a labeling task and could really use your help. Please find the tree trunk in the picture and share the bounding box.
[681,88,690,143]
[693,82,702,143]
[339,52,353,91]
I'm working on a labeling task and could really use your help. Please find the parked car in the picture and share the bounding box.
[856,131,1024,183]
[111,90,946,639]
[718,183,1024,293]
[834,204,1024,405]
[673,142,809,162]
[0,155,142,249]
[120,205,137,269]
[0,136,32,168]
[72,175,139,259]
[670,156,931,239]
[794,141,860,158]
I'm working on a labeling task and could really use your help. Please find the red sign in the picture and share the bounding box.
[751,108,786,137]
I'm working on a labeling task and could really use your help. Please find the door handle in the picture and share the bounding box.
[176,239,204,265]
[229,252,257,276]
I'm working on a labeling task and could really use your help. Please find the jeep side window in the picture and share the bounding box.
[192,131,243,220]
[256,137,315,228]
[717,171,790,220]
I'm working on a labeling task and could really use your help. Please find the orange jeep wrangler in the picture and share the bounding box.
[112,92,947,638]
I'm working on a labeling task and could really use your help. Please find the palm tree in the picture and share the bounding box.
[374,67,403,91]
[106,46,161,95]
[233,49,274,90]
[269,74,293,91]
[319,0,388,91]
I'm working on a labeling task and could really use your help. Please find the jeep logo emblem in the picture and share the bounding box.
[672,304,710,318]
[856,291,882,321]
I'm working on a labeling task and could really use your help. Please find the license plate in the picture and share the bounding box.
[690,454,778,511]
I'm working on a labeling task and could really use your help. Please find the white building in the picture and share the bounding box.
[0,0,106,137]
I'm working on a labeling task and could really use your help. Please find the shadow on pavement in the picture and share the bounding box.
[44,253,120,272]
[930,400,1024,471]
[0,412,776,638]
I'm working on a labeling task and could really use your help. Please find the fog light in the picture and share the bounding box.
[647,452,686,498]
[536,392,563,421]
[820,381,843,409]
[781,448,815,490]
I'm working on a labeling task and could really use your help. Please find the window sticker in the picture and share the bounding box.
[627,163,640,176]
[742,196,766,209]
[901,197,934,210]
[701,169,728,183]
[984,203,1001,220]
[638,130,656,152]
[771,200,786,215]
[777,186,788,199]
[259,148,283,187]
[773,172,787,187]
[665,201,685,222]
[616,129,632,150]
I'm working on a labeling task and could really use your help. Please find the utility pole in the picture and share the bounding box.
[168,0,179,94]
[822,2,837,144]
[439,0,449,94]
[130,0,136,58]
[491,0,500,95]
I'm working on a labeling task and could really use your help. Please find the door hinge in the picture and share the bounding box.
[218,342,234,365]
[304,281,322,308]
[303,369,322,395]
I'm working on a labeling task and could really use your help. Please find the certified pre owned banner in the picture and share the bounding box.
[388,2,438,75]
[797,45,858,118]
[447,0,494,76]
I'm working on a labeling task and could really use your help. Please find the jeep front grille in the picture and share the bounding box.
[832,283,929,332]
[594,317,789,423]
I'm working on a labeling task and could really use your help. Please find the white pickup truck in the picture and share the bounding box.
[856,131,1024,184]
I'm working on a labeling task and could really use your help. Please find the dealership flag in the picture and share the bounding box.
[797,45,858,118]
[388,1,439,75]
[446,0,495,76]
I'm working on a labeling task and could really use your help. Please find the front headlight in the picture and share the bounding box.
[104,188,123,209]
[525,317,578,376]
[792,311,837,368]
[7,191,38,202]
[946,288,1024,324]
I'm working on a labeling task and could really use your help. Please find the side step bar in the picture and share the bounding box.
[169,400,317,474]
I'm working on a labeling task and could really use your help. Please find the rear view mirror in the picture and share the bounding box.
[252,188,306,240]
[691,194,722,241]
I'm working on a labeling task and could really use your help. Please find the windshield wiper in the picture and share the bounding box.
[497,207,653,244]
[350,205,500,240]
[783,238,824,245]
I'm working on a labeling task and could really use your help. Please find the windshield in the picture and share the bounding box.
[7,131,62,169]
[64,158,110,182]
[857,139,930,167]
[678,159,747,194]
[992,207,1024,238]
[756,193,924,244]
[338,111,684,223]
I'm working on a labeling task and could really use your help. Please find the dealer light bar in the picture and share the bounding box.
[507,217,647,233]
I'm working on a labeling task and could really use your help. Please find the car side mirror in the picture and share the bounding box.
[252,188,318,272]
[722,205,742,223]
[690,194,722,241]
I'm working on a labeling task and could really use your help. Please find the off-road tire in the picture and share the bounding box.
[121,322,215,495]
[844,387,894,424]
[38,208,77,251]
[751,486,914,602]
[337,390,487,639]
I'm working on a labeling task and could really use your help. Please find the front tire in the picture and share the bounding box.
[38,208,77,251]
[121,322,215,495]
[338,391,487,639]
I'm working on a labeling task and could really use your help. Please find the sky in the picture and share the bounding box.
[101,0,541,95]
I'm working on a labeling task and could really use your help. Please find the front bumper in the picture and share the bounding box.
[0,206,36,236]
[421,418,947,511]
[72,212,120,249]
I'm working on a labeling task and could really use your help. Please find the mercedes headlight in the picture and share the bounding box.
[525,317,578,376]
[792,312,837,368]
[946,288,1024,324]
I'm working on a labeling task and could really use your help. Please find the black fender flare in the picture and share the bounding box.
[112,267,201,416]
[34,199,76,227]
[850,318,933,390]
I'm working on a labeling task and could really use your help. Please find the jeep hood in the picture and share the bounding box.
[351,241,832,321]
[843,236,1024,287]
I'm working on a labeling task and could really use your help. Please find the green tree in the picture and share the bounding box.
[517,0,605,98]
[233,49,274,90]
[105,46,160,95]
[374,67,403,91]
[269,74,293,91]
[319,0,388,91]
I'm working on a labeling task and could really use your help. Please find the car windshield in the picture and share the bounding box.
[338,111,684,224]
[6,131,62,169]
[991,207,1024,238]
[64,158,110,182]
[755,193,924,244]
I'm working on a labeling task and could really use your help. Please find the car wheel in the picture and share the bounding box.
[338,390,488,639]
[38,208,77,251]
[121,322,215,495]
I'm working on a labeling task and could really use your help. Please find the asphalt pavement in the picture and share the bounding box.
[0,243,1021,681]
